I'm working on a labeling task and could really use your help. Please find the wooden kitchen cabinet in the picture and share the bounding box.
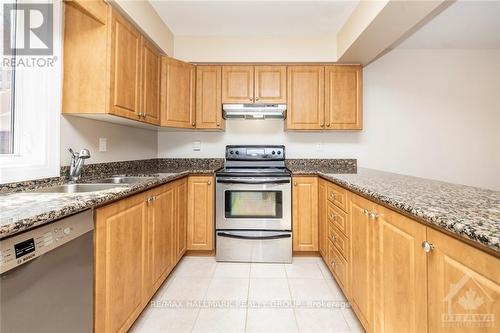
[187,176,214,251]
[318,179,327,258]
[292,176,318,252]
[325,65,362,130]
[348,193,375,332]
[286,66,325,130]
[174,178,188,263]
[222,66,254,103]
[427,228,500,333]
[196,66,224,130]
[254,65,287,103]
[63,6,163,127]
[108,9,142,121]
[161,57,196,128]
[372,205,428,333]
[95,192,148,333]
[144,184,175,299]
[140,38,161,125]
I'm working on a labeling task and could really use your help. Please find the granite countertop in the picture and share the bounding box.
[0,161,222,239]
[290,166,500,255]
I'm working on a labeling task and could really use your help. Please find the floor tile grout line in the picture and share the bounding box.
[284,266,300,332]
[189,258,216,333]
[244,264,252,333]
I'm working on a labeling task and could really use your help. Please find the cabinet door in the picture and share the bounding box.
[145,184,175,298]
[161,57,196,128]
[325,65,362,130]
[108,9,141,121]
[140,38,161,125]
[174,178,188,263]
[427,228,500,333]
[349,193,375,332]
[373,206,428,333]
[254,65,286,103]
[196,66,223,129]
[292,176,318,251]
[318,179,327,258]
[286,66,325,130]
[187,176,214,251]
[95,193,147,333]
[222,66,254,103]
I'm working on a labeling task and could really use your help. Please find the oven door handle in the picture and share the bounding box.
[217,232,291,240]
[216,179,290,185]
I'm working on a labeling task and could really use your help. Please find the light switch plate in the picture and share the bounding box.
[192,141,201,151]
[99,138,107,152]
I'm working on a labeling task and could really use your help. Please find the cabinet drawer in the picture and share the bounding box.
[327,182,348,212]
[327,202,349,238]
[328,223,349,261]
[328,243,348,292]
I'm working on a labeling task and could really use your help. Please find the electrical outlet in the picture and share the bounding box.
[99,138,107,152]
[192,141,201,151]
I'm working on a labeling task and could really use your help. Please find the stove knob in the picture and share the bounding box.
[229,151,234,155]
[277,151,282,155]
[272,151,276,155]
[235,151,239,155]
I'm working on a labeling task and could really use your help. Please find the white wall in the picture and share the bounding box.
[174,36,337,62]
[60,116,157,166]
[159,49,500,190]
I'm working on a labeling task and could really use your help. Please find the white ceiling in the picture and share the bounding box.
[398,0,500,49]
[149,0,359,37]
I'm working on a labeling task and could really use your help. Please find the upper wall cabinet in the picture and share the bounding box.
[286,65,363,131]
[222,65,286,104]
[63,4,162,126]
[286,66,325,130]
[161,58,196,128]
[65,0,107,24]
[196,66,224,130]
[325,65,362,130]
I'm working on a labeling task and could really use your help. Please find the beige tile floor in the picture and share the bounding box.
[129,256,365,333]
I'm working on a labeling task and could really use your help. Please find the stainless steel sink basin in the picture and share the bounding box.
[92,176,158,184]
[34,183,128,193]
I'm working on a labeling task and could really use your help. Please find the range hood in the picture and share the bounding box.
[223,104,286,119]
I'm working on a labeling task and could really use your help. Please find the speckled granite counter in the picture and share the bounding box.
[0,158,223,239]
[290,165,500,255]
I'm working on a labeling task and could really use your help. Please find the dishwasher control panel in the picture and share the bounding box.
[0,210,93,274]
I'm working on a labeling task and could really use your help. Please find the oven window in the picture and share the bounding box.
[225,191,283,218]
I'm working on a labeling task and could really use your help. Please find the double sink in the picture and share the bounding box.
[34,176,159,193]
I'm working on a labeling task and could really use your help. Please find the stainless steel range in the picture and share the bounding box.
[215,145,292,263]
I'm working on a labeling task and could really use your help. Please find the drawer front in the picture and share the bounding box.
[327,182,347,212]
[328,242,348,292]
[328,223,349,261]
[327,203,349,238]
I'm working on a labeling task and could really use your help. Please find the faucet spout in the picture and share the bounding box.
[68,148,91,181]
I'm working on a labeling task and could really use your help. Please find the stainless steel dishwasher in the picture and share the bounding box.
[0,210,93,333]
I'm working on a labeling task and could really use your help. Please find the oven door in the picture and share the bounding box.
[216,177,291,230]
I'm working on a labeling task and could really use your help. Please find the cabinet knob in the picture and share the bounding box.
[320,123,325,127]
[255,97,260,101]
[146,196,153,204]
[331,235,336,242]
[216,122,220,126]
[369,211,379,221]
[207,180,211,185]
[293,181,297,186]
[330,193,335,199]
[331,261,336,268]
[326,123,330,127]
[249,98,253,101]
[192,122,196,127]
[329,214,336,221]
[363,209,369,215]
[421,241,435,253]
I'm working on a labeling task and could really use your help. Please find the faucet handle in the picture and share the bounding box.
[79,149,91,159]
[68,148,78,158]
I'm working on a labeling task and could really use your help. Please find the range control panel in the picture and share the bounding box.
[225,145,285,161]
[0,210,93,274]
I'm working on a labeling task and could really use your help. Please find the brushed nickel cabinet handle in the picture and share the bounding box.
[369,211,379,220]
[421,241,435,253]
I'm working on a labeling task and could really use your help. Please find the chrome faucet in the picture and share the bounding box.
[68,148,91,181]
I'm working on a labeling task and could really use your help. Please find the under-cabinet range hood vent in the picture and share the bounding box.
[223,104,286,120]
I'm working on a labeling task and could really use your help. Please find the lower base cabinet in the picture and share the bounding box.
[187,175,214,251]
[292,176,318,251]
[95,177,189,333]
[319,178,500,333]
